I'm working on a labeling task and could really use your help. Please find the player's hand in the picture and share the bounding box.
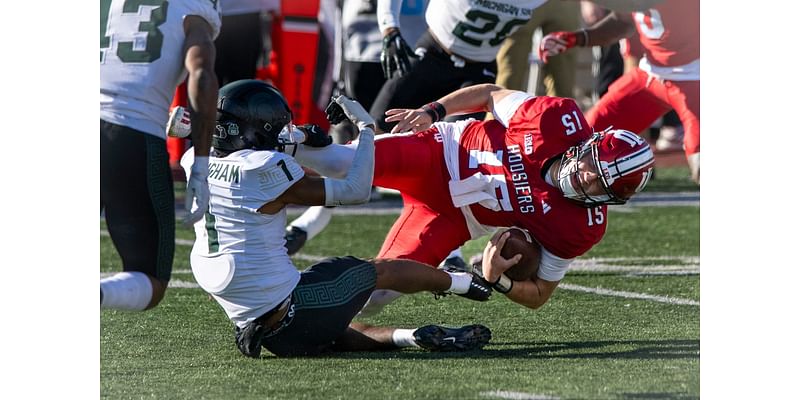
[481,230,523,283]
[538,31,581,64]
[384,108,432,134]
[381,29,418,79]
[296,124,333,147]
[326,95,375,131]
[183,156,210,228]
[166,106,191,138]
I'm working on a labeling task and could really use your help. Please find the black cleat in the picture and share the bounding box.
[459,273,492,301]
[234,322,266,358]
[413,324,492,352]
[284,226,308,255]
[438,257,492,301]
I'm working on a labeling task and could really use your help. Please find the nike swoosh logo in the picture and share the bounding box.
[482,68,496,78]
[443,337,457,343]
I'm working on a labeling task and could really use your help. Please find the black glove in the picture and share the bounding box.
[380,30,418,79]
[296,124,332,148]
[325,98,347,125]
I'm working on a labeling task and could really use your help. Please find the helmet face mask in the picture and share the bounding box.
[212,80,293,156]
[557,130,655,207]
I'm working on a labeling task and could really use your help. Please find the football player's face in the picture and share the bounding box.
[576,153,604,197]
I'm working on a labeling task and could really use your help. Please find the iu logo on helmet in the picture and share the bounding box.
[613,130,645,147]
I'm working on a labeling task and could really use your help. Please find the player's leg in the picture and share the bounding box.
[214,12,263,85]
[331,321,492,352]
[372,129,454,202]
[284,205,334,255]
[359,203,473,317]
[668,80,701,184]
[495,16,537,92]
[538,0,580,98]
[373,258,490,301]
[100,121,174,310]
[377,202,471,268]
[585,69,671,136]
[237,256,377,357]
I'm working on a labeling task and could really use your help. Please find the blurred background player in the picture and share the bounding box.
[368,0,548,133]
[539,0,699,183]
[100,0,220,310]
[214,0,280,86]
[182,80,492,357]
[494,0,581,98]
[282,0,429,254]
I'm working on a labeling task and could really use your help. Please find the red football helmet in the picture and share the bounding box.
[557,129,655,206]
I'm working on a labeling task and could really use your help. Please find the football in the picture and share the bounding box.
[499,227,541,281]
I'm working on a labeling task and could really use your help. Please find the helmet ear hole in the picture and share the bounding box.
[212,80,292,155]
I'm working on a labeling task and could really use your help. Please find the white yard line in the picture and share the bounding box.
[559,283,699,306]
[481,390,560,400]
[101,232,700,305]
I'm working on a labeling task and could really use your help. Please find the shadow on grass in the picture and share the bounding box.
[299,339,699,361]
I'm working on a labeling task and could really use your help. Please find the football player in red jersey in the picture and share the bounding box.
[538,0,700,184]
[172,83,656,313]
[356,83,655,312]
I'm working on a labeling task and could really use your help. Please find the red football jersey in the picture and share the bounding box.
[631,0,700,67]
[458,97,607,259]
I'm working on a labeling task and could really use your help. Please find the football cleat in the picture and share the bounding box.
[234,322,266,358]
[284,226,308,255]
[413,324,492,352]
[463,273,492,301]
[438,259,492,302]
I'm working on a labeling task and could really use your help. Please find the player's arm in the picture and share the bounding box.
[259,96,376,214]
[502,277,560,310]
[183,15,218,158]
[377,0,417,78]
[384,84,520,133]
[538,9,635,63]
[377,0,403,36]
[480,230,559,310]
[180,15,219,226]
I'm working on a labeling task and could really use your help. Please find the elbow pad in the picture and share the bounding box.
[323,128,375,206]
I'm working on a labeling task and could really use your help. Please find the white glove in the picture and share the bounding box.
[183,156,210,227]
[166,106,192,138]
[334,95,375,131]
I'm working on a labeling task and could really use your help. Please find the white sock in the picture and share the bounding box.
[100,271,153,311]
[356,289,402,318]
[288,206,333,240]
[392,329,420,348]
[446,272,472,294]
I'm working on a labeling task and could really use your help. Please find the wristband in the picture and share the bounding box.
[422,101,447,123]
[492,273,513,294]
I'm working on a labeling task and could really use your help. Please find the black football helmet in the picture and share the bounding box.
[212,80,292,156]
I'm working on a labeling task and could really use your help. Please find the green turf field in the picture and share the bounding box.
[101,173,699,399]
